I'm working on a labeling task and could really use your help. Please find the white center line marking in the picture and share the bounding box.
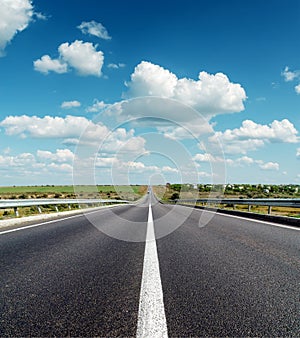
[136,202,168,338]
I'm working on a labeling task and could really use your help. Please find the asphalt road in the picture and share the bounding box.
[0,193,299,337]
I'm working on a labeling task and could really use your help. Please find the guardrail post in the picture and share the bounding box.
[14,207,19,217]
[68,204,71,210]
[55,206,59,212]
[233,204,236,210]
[268,205,272,214]
[37,206,42,214]
[248,205,251,212]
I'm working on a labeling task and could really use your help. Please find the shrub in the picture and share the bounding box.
[170,192,179,200]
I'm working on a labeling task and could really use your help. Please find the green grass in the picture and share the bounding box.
[0,185,147,200]
[0,185,74,194]
[0,185,143,193]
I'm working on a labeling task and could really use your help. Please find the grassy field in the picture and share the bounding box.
[0,185,147,200]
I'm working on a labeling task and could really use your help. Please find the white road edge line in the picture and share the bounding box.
[0,204,127,235]
[197,207,300,231]
[136,203,168,338]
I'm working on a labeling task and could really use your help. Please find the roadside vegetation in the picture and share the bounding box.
[0,185,147,200]
[154,183,300,200]
[0,184,299,219]
[0,185,147,220]
[153,183,300,218]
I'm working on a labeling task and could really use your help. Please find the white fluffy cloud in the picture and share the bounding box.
[258,161,279,171]
[37,149,75,163]
[34,40,104,77]
[193,152,234,166]
[0,150,73,182]
[59,40,104,76]
[33,55,68,74]
[0,0,33,55]
[220,119,298,142]
[0,114,147,158]
[98,128,147,156]
[281,66,300,95]
[78,21,111,40]
[193,153,279,171]
[105,62,245,142]
[0,114,129,147]
[193,153,217,163]
[95,157,119,167]
[61,100,81,109]
[108,63,126,69]
[47,163,73,172]
[126,61,178,98]
[95,158,162,174]
[105,97,214,141]
[125,61,246,116]
[210,119,299,154]
[162,166,179,173]
[236,156,255,165]
[0,115,92,138]
[86,100,108,113]
[157,122,214,140]
[281,66,300,82]
[0,152,35,167]
[297,148,300,158]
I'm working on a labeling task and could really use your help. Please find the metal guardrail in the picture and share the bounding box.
[0,198,129,217]
[175,198,300,214]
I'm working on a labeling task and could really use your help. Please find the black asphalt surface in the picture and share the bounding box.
[0,193,300,337]
[0,203,148,337]
[153,200,300,337]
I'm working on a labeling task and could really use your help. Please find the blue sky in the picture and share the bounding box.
[0,0,299,185]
